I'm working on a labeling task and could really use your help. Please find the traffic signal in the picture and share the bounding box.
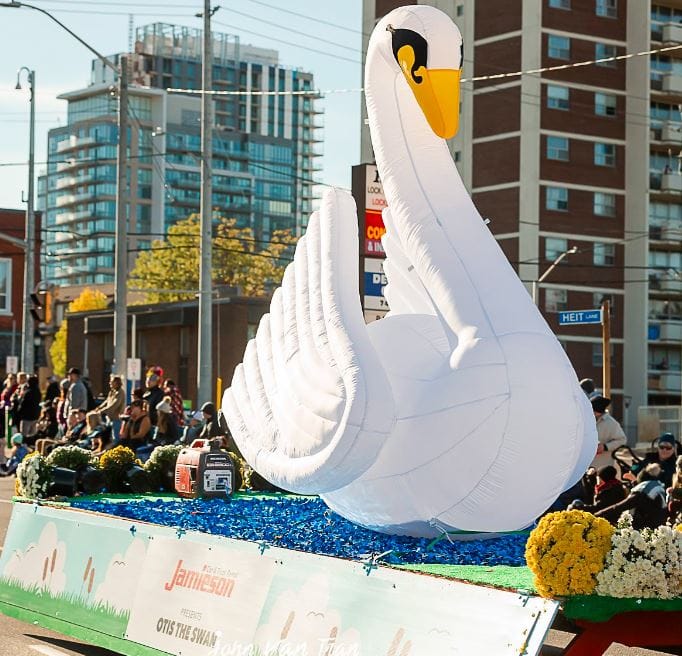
[29,292,43,323]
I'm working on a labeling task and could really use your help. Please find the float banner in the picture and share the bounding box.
[0,503,558,656]
[126,538,274,655]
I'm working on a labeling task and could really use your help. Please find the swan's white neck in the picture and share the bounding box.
[365,46,550,341]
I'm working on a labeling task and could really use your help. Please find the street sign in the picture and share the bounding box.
[5,356,18,374]
[127,357,142,381]
[558,309,603,326]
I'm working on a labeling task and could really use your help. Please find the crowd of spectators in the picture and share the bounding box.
[561,377,682,530]
[0,364,234,473]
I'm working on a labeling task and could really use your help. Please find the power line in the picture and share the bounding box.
[243,0,369,38]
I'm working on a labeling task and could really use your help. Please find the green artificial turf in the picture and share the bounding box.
[396,563,537,592]
[562,595,682,622]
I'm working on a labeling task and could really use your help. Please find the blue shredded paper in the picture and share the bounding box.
[71,495,528,566]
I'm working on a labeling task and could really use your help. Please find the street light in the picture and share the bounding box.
[15,66,36,374]
[2,1,129,382]
[532,246,578,305]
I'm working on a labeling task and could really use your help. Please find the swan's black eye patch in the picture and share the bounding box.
[389,27,428,84]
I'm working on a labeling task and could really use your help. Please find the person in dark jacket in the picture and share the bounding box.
[143,374,164,426]
[44,375,61,404]
[570,466,627,514]
[198,402,222,440]
[16,375,41,442]
[628,432,678,488]
[596,463,668,530]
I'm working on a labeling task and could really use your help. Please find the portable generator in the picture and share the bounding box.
[175,439,236,499]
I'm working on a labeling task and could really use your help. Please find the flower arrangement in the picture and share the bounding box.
[99,445,145,492]
[46,445,99,471]
[16,452,52,499]
[525,510,614,597]
[144,444,182,491]
[595,514,682,599]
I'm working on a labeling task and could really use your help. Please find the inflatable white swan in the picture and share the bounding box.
[223,5,597,537]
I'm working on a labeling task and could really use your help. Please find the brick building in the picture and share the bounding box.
[65,296,268,405]
[0,208,42,373]
[361,0,682,437]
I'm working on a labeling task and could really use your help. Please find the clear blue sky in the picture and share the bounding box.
[0,0,362,210]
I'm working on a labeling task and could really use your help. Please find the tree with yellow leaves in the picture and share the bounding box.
[128,215,295,303]
[49,288,108,377]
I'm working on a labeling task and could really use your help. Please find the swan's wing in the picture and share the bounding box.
[380,207,436,316]
[222,188,395,494]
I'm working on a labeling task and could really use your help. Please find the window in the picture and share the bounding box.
[545,237,568,261]
[545,289,568,312]
[549,0,570,7]
[546,186,568,211]
[595,43,617,67]
[596,0,617,18]
[548,35,570,60]
[595,92,617,117]
[593,343,615,367]
[547,85,569,110]
[456,4,464,16]
[0,259,10,313]
[547,136,569,161]
[594,192,616,216]
[593,242,615,266]
[594,142,616,166]
[593,293,613,309]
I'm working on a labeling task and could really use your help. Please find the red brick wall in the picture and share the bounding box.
[475,0,522,40]
[0,208,42,336]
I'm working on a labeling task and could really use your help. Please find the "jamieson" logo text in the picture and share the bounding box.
[164,560,236,597]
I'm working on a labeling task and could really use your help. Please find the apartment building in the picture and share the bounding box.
[362,0,682,433]
[38,23,321,287]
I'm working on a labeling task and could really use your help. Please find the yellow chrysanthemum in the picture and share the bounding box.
[525,510,614,598]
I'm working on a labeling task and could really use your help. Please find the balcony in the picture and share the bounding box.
[649,320,682,341]
[662,23,682,44]
[56,136,95,154]
[56,176,76,190]
[661,122,682,144]
[660,277,682,293]
[661,173,682,192]
[662,73,682,94]
[648,371,682,392]
[661,321,682,341]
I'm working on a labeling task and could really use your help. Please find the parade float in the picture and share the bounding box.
[1,5,680,656]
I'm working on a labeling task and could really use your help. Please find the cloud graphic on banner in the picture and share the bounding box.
[254,574,361,655]
[93,538,147,612]
[2,522,66,594]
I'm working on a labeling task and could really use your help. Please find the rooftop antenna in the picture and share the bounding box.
[128,14,134,53]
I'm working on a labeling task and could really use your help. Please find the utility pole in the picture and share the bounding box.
[197,0,215,405]
[16,67,35,374]
[601,298,611,398]
[113,55,129,379]
[1,2,127,379]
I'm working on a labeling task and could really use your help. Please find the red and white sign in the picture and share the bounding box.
[364,164,387,256]
[126,537,275,655]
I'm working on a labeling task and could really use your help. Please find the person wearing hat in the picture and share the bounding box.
[590,395,626,469]
[153,396,179,446]
[65,368,87,418]
[0,434,29,476]
[198,402,223,441]
[628,432,678,488]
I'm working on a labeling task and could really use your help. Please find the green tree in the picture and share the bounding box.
[49,288,108,377]
[128,215,295,304]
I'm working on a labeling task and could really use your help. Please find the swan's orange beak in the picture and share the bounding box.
[397,45,461,139]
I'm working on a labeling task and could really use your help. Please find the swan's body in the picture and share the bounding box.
[223,5,596,537]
